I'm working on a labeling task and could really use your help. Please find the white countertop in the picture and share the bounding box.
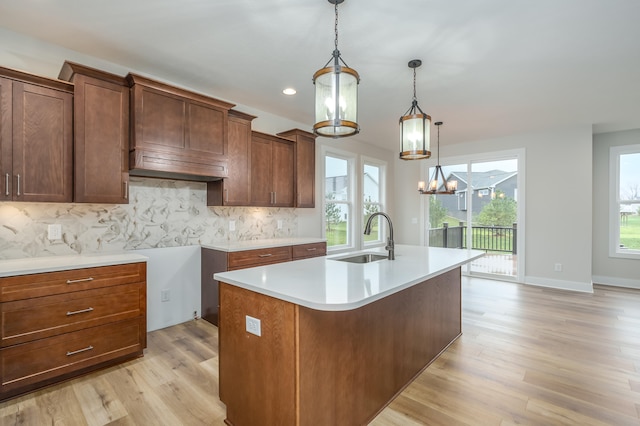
[214,245,485,311]
[202,238,326,252]
[0,253,148,277]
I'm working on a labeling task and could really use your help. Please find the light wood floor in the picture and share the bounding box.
[2,277,639,425]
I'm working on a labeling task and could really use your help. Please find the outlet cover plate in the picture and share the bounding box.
[246,315,261,336]
[48,224,62,240]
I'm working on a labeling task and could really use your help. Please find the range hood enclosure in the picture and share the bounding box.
[127,73,235,181]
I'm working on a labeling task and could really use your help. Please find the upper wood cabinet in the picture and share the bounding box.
[127,74,234,181]
[59,62,129,204]
[207,110,256,206]
[1,67,73,203]
[250,131,294,207]
[277,129,316,208]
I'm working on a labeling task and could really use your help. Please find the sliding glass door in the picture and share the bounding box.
[426,153,523,281]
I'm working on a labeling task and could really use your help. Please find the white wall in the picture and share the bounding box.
[393,158,423,245]
[396,125,594,292]
[136,246,201,331]
[592,129,640,289]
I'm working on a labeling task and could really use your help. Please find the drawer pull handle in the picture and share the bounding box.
[66,307,94,316]
[66,277,94,284]
[66,345,94,356]
[4,173,8,196]
[258,253,273,258]
[306,248,317,251]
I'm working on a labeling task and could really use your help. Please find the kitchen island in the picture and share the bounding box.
[214,245,484,426]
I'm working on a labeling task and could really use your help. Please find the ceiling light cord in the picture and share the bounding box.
[412,66,417,102]
[436,122,440,163]
[334,0,339,52]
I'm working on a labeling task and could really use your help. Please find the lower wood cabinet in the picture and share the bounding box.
[201,242,326,326]
[0,262,147,401]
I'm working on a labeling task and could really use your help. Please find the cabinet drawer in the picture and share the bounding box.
[228,246,292,270]
[1,283,145,347]
[0,262,146,302]
[0,317,144,396]
[292,243,326,260]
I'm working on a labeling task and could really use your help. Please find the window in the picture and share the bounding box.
[323,150,387,252]
[363,161,384,245]
[610,144,640,258]
[325,154,352,249]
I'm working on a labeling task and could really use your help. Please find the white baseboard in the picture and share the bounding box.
[592,275,640,290]
[524,275,593,293]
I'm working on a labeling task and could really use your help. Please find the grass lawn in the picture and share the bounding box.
[620,214,640,249]
[326,221,380,247]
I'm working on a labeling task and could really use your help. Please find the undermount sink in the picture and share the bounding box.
[333,253,388,264]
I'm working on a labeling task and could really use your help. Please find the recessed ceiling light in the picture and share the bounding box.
[282,88,296,95]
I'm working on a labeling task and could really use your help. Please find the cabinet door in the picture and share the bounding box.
[12,82,72,202]
[187,102,226,156]
[0,77,11,201]
[295,135,315,208]
[73,74,129,203]
[250,134,273,206]
[272,140,294,207]
[223,115,251,205]
[132,85,186,151]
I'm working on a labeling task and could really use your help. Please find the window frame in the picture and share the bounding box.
[322,148,387,254]
[609,144,640,259]
[323,148,356,252]
[362,157,386,248]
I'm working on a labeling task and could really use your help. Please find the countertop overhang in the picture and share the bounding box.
[0,253,149,277]
[214,245,485,311]
[201,238,325,252]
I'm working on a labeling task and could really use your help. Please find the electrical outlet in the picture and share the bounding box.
[554,263,563,272]
[161,289,170,302]
[229,220,236,231]
[47,224,62,240]
[245,315,261,336]
[277,220,283,229]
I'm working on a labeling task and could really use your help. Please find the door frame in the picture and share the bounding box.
[422,148,526,283]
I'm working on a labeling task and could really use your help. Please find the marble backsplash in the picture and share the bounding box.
[0,177,298,260]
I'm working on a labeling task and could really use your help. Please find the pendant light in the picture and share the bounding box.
[399,59,430,160]
[418,122,458,194]
[313,0,360,138]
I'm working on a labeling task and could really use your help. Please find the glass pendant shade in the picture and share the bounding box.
[313,64,359,137]
[399,109,431,160]
[399,59,430,160]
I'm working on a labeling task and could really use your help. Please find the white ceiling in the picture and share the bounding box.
[1,0,640,151]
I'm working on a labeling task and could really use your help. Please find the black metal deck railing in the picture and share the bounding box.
[429,222,517,254]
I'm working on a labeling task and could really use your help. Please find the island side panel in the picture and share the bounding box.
[218,282,297,426]
[297,267,462,426]
[201,248,228,326]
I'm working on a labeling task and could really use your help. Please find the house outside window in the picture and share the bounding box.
[609,144,640,259]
